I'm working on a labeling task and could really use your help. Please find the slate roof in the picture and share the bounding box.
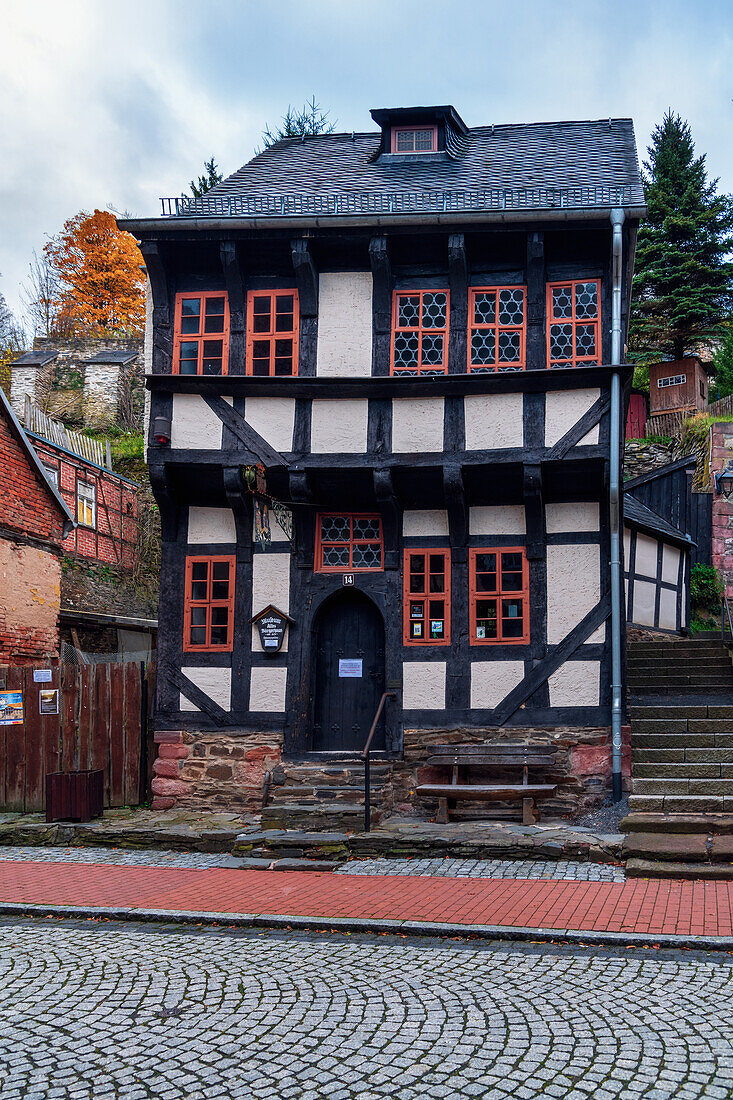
[160,116,644,219]
[86,349,138,365]
[12,350,59,366]
[623,494,694,547]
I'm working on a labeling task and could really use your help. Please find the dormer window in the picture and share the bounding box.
[391,126,438,154]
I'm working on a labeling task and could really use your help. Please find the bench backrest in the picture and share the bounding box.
[427,743,555,768]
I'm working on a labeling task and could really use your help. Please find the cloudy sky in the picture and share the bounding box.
[2,0,732,327]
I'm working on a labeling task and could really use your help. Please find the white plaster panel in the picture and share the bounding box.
[469,506,526,536]
[316,272,373,377]
[187,506,236,545]
[171,394,228,450]
[635,533,659,579]
[252,553,290,651]
[402,662,446,710]
[464,393,523,450]
[632,579,657,626]
[470,661,525,709]
[402,510,449,537]
[659,587,678,631]
[244,397,295,453]
[311,398,368,453]
[548,661,600,707]
[180,666,231,712]
[662,543,681,584]
[249,667,287,712]
[546,544,602,644]
[623,525,631,564]
[544,388,600,447]
[392,398,444,453]
[546,502,599,534]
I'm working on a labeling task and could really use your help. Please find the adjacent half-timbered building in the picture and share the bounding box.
[122,105,646,819]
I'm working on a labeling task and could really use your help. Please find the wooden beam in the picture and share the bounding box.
[200,393,287,468]
[291,238,318,317]
[492,594,611,725]
[525,231,545,370]
[374,468,399,569]
[443,466,468,564]
[546,393,611,461]
[523,463,544,561]
[147,463,178,541]
[163,665,228,726]
[220,242,245,374]
[369,236,392,335]
[448,233,468,376]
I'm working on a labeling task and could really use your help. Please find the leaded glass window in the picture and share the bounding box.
[547,280,601,369]
[316,514,383,572]
[392,290,449,376]
[469,287,526,372]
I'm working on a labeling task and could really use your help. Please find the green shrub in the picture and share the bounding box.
[690,563,724,616]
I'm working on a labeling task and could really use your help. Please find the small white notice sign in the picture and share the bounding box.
[33,669,52,683]
[339,659,363,678]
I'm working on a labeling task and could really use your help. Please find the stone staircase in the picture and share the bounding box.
[623,637,733,876]
[261,756,393,832]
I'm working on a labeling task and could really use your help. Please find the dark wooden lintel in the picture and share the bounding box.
[369,236,392,334]
[291,238,318,317]
[523,463,544,561]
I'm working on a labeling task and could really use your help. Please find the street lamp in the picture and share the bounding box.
[715,462,733,498]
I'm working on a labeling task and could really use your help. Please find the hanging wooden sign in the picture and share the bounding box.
[250,604,296,655]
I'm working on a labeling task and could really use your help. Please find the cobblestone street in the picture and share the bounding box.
[1,918,732,1099]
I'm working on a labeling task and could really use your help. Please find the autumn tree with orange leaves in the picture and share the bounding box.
[44,210,145,336]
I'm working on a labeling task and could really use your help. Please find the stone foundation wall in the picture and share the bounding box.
[151,729,283,812]
[389,726,631,820]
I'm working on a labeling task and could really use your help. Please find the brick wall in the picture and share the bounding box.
[32,437,138,568]
[0,413,65,545]
[0,538,61,663]
[711,422,733,597]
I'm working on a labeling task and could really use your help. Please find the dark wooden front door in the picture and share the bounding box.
[313,591,385,752]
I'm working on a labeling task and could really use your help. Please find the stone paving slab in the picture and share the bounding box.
[0,859,730,942]
[2,920,732,1099]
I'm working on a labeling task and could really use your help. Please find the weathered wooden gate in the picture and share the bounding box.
[0,661,155,813]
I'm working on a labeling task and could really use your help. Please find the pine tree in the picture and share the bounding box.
[258,96,335,152]
[190,157,223,198]
[712,324,733,400]
[630,112,733,363]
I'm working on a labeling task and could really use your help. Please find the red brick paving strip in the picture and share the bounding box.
[1,862,733,937]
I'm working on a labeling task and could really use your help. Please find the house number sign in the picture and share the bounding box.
[249,604,295,656]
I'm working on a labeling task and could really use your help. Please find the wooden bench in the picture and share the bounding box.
[416,743,558,825]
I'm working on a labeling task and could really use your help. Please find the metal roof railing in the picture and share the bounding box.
[160,185,635,219]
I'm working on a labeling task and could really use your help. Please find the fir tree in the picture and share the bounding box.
[190,157,223,198]
[630,112,733,363]
[712,324,733,400]
[258,96,335,152]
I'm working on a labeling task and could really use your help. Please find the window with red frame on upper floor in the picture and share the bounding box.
[470,548,529,644]
[246,290,299,376]
[469,287,526,372]
[391,126,437,153]
[547,280,601,369]
[183,555,235,652]
[404,549,450,645]
[315,514,383,572]
[391,290,449,375]
[173,293,230,375]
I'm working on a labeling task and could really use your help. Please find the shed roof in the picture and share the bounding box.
[12,350,59,367]
[623,494,694,548]
[86,349,138,365]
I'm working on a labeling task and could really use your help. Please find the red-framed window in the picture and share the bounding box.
[469,548,529,645]
[469,286,526,372]
[546,279,601,369]
[315,514,383,572]
[391,126,438,154]
[183,555,235,652]
[403,550,450,645]
[173,293,230,375]
[246,290,299,376]
[391,290,449,376]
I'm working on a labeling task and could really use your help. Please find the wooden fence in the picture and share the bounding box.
[0,661,154,813]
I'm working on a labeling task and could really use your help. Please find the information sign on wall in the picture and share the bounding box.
[339,659,363,678]
[250,604,295,655]
[0,692,23,725]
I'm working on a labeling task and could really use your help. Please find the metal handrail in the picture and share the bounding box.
[361,691,395,833]
[160,185,635,220]
[722,596,733,643]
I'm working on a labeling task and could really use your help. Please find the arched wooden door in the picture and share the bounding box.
[312,591,385,752]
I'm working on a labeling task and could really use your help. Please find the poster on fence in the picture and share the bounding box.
[0,692,23,725]
[39,690,59,715]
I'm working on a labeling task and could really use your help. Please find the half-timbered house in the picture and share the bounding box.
[122,105,647,821]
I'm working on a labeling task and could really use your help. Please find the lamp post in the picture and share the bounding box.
[715,463,733,499]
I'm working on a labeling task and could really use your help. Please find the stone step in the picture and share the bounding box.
[631,734,733,749]
[629,794,733,813]
[622,831,709,861]
[261,802,369,832]
[269,784,385,805]
[621,812,733,835]
[632,748,733,764]
[632,762,731,779]
[628,658,731,670]
[625,859,733,880]
[628,642,728,653]
[628,676,733,688]
[629,705,731,719]
[632,777,733,796]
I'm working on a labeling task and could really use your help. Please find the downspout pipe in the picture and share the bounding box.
[610,208,625,801]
